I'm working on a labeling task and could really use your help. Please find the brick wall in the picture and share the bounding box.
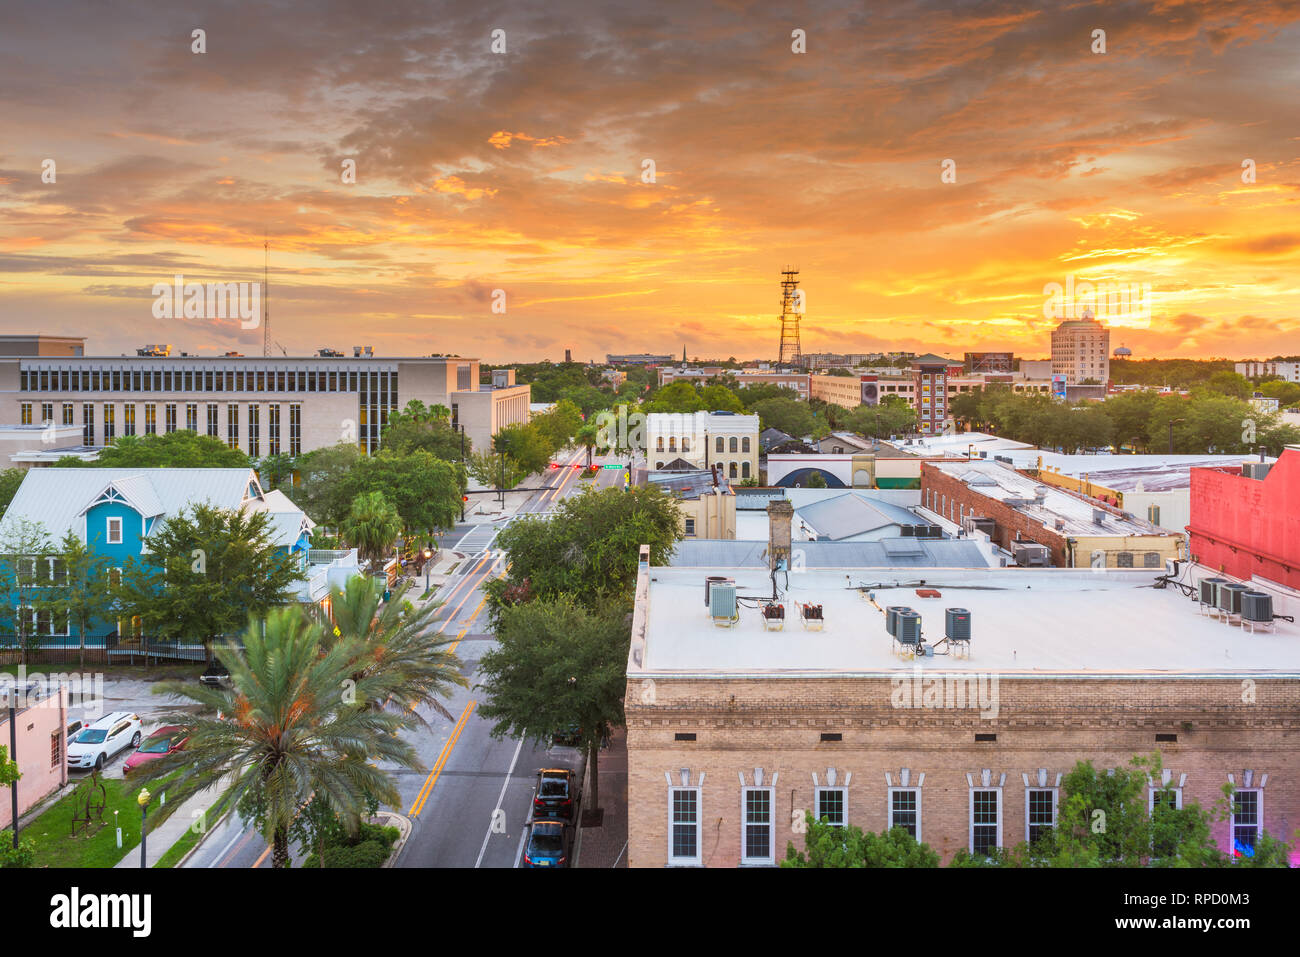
[921,463,1071,564]
[625,674,1300,867]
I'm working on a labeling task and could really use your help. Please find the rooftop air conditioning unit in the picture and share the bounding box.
[709,583,738,620]
[1092,509,1107,526]
[704,576,733,607]
[1199,576,1229,609]
[1218,582,1250,617]
[1242,591,1274,628]
[895,610,922,646]
[945,607,971,642]
[885,605,912,637]
[1243,462,1272,480]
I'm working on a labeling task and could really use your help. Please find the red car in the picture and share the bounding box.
[123,726,188,774]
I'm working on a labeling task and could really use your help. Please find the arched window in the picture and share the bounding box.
[729,437,738,453]
[669,437,677,452]
[742,461,751,478]
[729,462,738,478]
[656,436,664,451]
[656,461,664,469]
[742,437,750,453]
[682,437,690,453]
[716,436,724,453]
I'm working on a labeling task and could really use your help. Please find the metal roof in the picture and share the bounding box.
[795,492,920,541]
[0,468,271,546]
[669,537,992,568]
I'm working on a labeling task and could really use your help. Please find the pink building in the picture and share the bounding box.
[1188,450,1300,590]
[0,686,69,829]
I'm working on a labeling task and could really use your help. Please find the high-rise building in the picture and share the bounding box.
[1051,309,1110,385]
[910,354,960,436]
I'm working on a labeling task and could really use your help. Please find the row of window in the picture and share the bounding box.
[653,435,753,454]
[658,460,751,479]
[20,402,303,456]
[666,785,1265,866]
[20,367,397,396]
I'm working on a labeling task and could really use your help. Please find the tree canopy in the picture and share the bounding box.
[56,431,251,468]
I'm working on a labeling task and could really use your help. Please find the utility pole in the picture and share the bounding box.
[8,702,17,849]
[263,238,271,358]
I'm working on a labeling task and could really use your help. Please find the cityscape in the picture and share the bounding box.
[1,0,1297,939]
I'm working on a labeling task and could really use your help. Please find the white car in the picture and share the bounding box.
[68,711,143,771]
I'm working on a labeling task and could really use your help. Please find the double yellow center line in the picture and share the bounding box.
[409,699,477,817]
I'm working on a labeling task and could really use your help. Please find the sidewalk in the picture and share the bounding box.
[113,782,223,868]
[576,727,628,868]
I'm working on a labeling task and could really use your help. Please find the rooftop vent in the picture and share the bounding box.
[1092,508,1107,526]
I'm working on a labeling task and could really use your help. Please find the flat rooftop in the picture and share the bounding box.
[633,564,1300,678]
[929,459,1171,537]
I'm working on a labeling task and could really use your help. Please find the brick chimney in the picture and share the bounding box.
[766,499,794,571]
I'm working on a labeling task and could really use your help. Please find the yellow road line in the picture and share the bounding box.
[409,699,477,817]
[252,845,271,868]
[436,555,492,634]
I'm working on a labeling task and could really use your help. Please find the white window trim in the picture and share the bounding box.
[106,516,123,544]
[887,787,921,842]
[1231,788,1262,852]
[814,785,848,828]
[1025,787,1058,844]
[969,787,1002,856]
[740,786,775,866]
[667,786,702,867]
[1148,786,1183,813]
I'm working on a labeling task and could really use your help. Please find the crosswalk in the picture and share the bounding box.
[452,523,501,555]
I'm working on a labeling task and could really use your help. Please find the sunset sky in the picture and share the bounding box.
[2,0,1298,362]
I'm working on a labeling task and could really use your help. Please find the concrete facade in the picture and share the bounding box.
[0,355,530,459]
[1051,315,1110,385]
[646,412,760,483]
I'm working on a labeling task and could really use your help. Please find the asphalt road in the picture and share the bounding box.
[184,447,628,868]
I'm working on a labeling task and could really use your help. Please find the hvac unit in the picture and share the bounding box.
[1241,591,1275,633]
[885,605,913,637]
[895,610,922,646]
[1011,542,1049,567]
[945,607,971,641]
[1091,508,1107,526]
[709,583,738,620]
[704,576,733,607]
[1198,576,1229,610]
[1242,462,1272,480]
[1218,582,1250,617]
[900,524,915,537]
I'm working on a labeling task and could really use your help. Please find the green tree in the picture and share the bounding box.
[0,518,53,664]
[492,423,553,478]
[640,381,704,414]
[54,431,250,468]
[1258,379,1300,409]
[1203,370,1252,399]
[380,400,466,461]
[485,485,682,612]
[139,607,423,867]
[339,491,402,569]
[697,384,745,413]
[294,443,364,526]
[750,397,815,437]
[324,576,468,721]
[0,469,25,517]
[477,596,629,817]
[574,421,601,468]
[532,399,584,453]
[806,470,827,488]
[467,449,530,491]
[784,816,940,867]
[113,504,304,647]
[42,531,113,668]
[343,449,463,536]
[253,453,296,492]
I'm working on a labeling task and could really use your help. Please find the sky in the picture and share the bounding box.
[1,0,1298,363]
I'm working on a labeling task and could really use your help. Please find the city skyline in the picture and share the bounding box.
[3,1,1299,361]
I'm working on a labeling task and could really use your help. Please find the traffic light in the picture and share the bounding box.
[462,495,469,502]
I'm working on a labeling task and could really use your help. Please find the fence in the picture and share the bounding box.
[0,634,216,667]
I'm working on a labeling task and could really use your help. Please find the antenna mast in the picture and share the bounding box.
[778,266,802,368]
[263,238,270,357]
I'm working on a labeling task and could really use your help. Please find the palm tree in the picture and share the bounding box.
[140,607,422,867]
[340,490,402,569]
[574,422,600,468]
[324,576,468,722]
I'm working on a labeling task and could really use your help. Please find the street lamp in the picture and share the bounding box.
[423,546,434,593]
[1168,417,1185,454]
[137,787,151,868]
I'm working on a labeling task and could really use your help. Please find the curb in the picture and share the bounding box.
[376,810,412,867]
[171,806,233,869]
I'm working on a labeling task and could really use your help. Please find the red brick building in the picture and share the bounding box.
[1188,450,1300,590]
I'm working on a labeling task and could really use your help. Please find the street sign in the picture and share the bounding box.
[601,464,623,469]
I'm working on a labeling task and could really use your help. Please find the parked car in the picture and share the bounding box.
[66,718,85,741]
[123,725,189,774]
[551,724,581,748]
[533,768,578,822]
[522,820,569,868]
[68,712,142,771]
[200,659,230,686]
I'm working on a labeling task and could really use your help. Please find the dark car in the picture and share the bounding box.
[199,660,230,686]
[551,725,581,748]
[523,820,568,868]
[533,768,578,821]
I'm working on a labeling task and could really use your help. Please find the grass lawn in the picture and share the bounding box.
[153,819,208,868]
[21,773,181,868]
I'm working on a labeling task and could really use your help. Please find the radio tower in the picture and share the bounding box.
[777,266,802,368]
[262,238,270,357]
